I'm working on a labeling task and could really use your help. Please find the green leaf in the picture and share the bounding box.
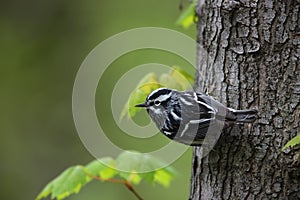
[176,1,197,29]
[153,169,173,187]
[126,171,142,185]
[36,181,52,200]
[36,166,89,200]
[85,157,117,180]
[115,151,177,187]
[172,66,194,85]
[159,73,182,90]
[170,66,194,90]
[116,151,161,174]
[120,73,161,120]
[36,151,178,200]
[282,134,300,151]
[120,66,195,120]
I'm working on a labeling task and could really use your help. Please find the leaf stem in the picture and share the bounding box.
[125,181,143,200]
[86,173,144,200]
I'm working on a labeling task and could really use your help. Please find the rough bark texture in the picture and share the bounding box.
[190,0,300,199]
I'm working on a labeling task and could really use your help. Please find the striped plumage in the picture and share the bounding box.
[135,88,257,146]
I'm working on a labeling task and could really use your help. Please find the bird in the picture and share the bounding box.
[135,88,257,146]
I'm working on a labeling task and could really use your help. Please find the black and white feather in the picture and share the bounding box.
[135,88,257,146]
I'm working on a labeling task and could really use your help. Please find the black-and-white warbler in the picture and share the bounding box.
[135,88,257,146]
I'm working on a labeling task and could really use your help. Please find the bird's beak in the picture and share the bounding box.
[135,102,148,107]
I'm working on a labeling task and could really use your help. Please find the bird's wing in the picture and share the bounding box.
[194,92,237,121]
[176,92,216,133]
[172,91,226,146]
[178,91,216,120]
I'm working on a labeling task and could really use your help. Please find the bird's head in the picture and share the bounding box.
[135,88,175,126]
[135,88,173,109]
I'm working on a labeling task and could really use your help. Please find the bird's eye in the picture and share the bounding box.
[154,100,160,106]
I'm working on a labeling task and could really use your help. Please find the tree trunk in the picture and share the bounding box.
[190,0,300,199]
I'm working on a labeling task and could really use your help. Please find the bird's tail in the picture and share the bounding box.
[232,109,257,123]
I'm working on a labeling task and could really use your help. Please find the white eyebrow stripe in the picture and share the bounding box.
[147,88,169,100]
[156,93,172,102]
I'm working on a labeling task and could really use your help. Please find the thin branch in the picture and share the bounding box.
[86,173,144,200]
[125,181,143,200]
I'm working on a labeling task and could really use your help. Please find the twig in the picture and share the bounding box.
[125,181,143,200]
[86,173,144,200]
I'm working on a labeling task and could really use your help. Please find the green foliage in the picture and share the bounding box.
[36,166,88,200]
[282,134,300,151]
[85,157,117,180]
[120,73,162,120]
[120,66,194,120]
[176,0,197,29]
[115,151,177,185]
[153,169,173,187]
[36,151,177,200]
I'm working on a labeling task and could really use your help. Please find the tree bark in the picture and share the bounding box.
[190,0,300,199]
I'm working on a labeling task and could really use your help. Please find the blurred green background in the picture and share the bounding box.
[0,0,196,199]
